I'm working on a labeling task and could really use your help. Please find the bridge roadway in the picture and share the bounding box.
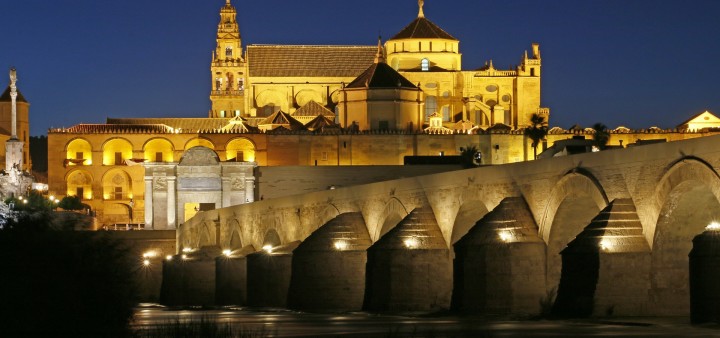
[165,134,720,318]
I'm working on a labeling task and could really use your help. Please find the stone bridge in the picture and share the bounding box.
[166,134,720,319]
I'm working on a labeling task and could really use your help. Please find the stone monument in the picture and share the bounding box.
[1,68,32,198]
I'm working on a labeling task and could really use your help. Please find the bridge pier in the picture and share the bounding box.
[452,197,546,314]
[160,247,219,306]
[363,207,452,312]
[690,228,720,323]
[215,246,255,306]
[553,199,651,317]
[246,242,301,308]
[288,213,372,312]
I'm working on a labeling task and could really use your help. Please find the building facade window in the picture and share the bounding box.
[442,105,450,121]
[225,46,232,58]
[425,96,437,120]
[421,58,429,71]
[114,186,123,200]
[155,152,163,162]
[114,152,122,165]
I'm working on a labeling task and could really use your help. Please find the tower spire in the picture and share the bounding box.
[374,36,385,64]
[418,0,425,18]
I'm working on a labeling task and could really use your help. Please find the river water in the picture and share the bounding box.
[131,304,720,337]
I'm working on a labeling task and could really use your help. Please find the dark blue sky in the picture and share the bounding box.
[2,0,719,136]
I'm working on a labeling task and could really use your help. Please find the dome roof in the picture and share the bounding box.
[389,16,457,41]
[346,62,418,89]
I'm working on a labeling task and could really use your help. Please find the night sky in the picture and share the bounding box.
[2,0,719,136]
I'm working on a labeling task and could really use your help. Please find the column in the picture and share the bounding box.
[221,177,232,208]
[144,176,153,229]
[245,177,254,202]
[167,176,176,229]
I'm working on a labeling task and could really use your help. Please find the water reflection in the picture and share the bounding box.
[132,304,720,337]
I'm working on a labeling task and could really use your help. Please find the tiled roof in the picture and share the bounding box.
[305,115,338,131]
[107,118,232,132]
[258,111,305,130]
[58,124,175,134]
[389,17,457,41]
[0,86,27,103]
[247,45,377,77]
[346,62,418,89]
[293,100,336,117]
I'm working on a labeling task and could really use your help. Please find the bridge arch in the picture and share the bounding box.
[198,221,215,248]
[648,156,720,315]
[540,169,609,293]
[224,219,244,250]
[262,229,282,249]
[371,197,409,242]
[450,199,490,245]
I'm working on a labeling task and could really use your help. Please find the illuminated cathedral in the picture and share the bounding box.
[46,0,714,227]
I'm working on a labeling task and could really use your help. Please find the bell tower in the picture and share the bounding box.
[210,0,246,118]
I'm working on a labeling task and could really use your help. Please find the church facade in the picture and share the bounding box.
[46,0,718,228]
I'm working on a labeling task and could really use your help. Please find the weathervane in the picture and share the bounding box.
[418,0,425,18]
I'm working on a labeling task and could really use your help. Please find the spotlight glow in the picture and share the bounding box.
[706,222,720,231]
[499,231,512,242]
[182,248,192,253]
[143,259,150,266]
[262,245,274,253]
[142,251,157,258]
[334,240,348,251]
[181,254,188,260]
[223,249,232,257]
[600,239,612,250]
[403,237,419,249]
[166,255,173,261]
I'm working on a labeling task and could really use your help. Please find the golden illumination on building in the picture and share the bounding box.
[184,138,215,151]
[102,138,133,166]
[65,138,93,165]
[143,138,174,163]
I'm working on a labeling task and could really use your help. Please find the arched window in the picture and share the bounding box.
[143,138,174,163]
[425,96,437,120]
[225,46,233,58]
[421,58,429,71]
[226,137,256,162]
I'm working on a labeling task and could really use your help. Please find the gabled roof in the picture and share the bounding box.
[305,115,338,131]
[677,110,720,128]
[346,62,418,89]
[389,16,457,41]
[0,86,27,103]
[293,100,335,117]
[247,45,377,77]
[258,111,305,130]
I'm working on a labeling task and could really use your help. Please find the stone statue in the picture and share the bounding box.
[9,67,17,85]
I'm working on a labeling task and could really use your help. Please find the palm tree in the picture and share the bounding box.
[459,145,481,168]
[592,123,609,150]
[524,113,548,159]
